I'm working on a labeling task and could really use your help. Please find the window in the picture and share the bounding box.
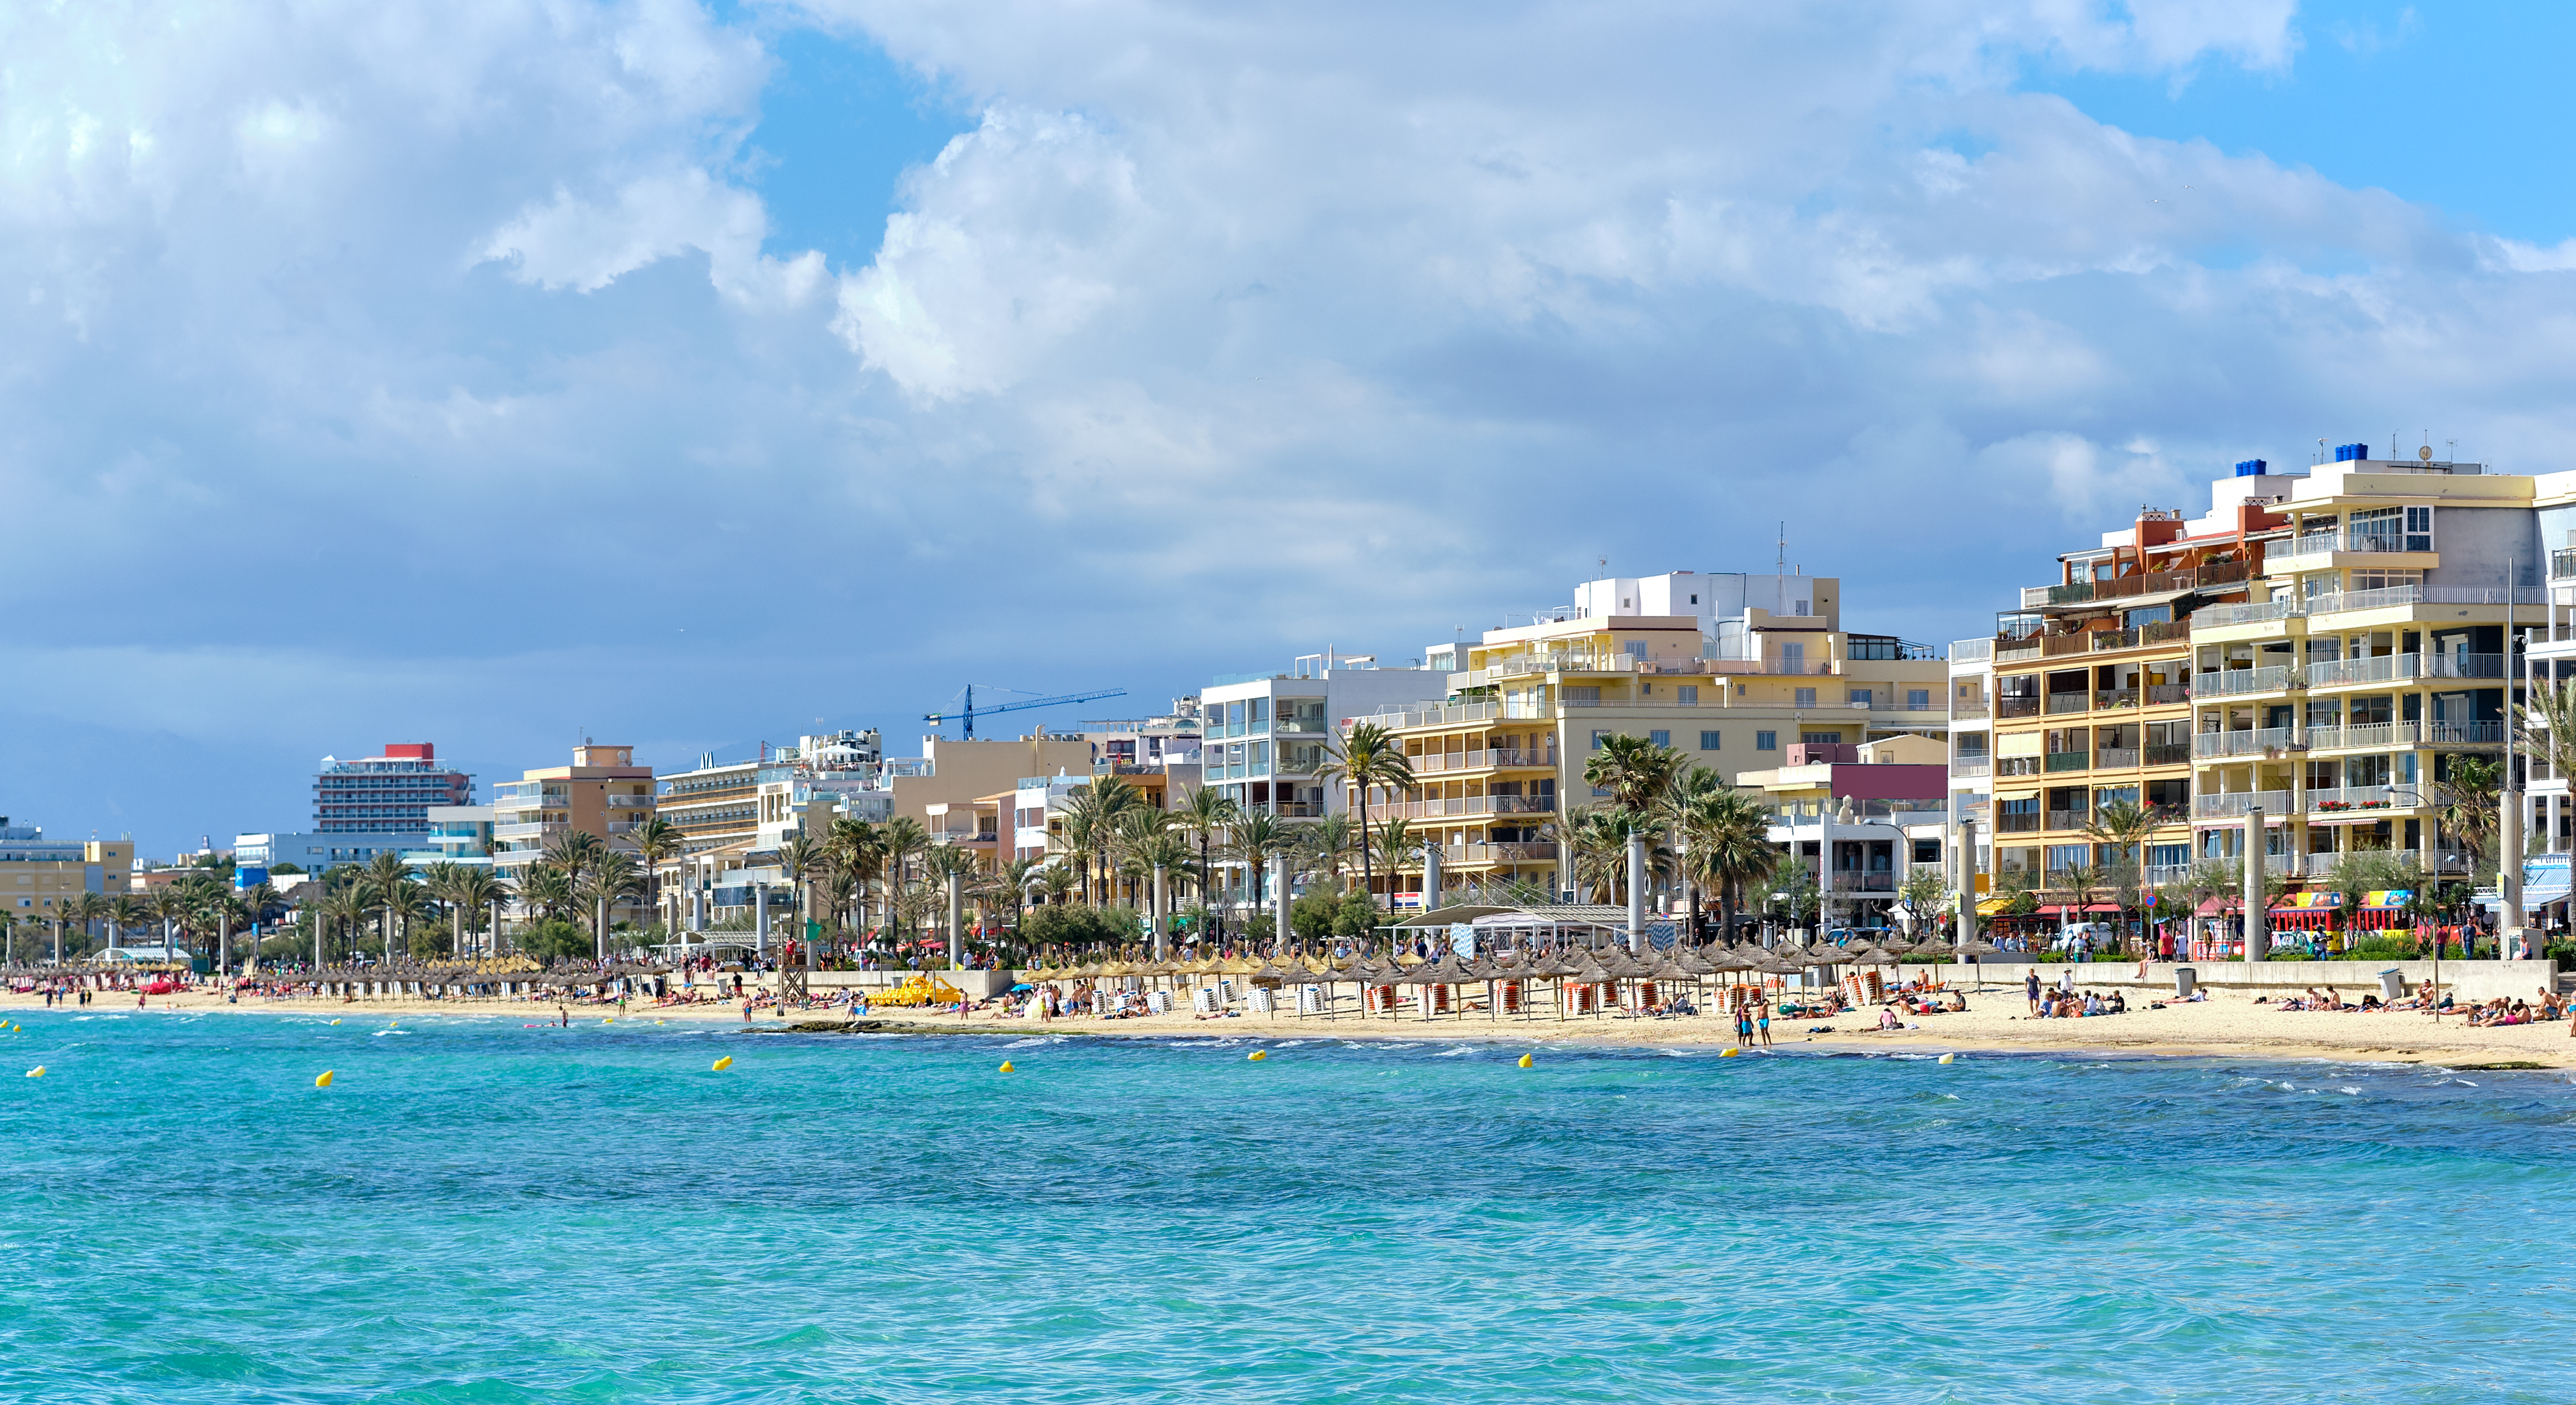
[1782,642,1806,670]
[1802,731,1842,744]
[1908,689,1931,709]
[1689,594,1698,605]
[1591,730,1610,751]
[1795,687,1817,707]
[1756,731,1778,750]
[2405,505,2433,551]
[1700,731,1721,750]
[2045,844,2091,875]
[1847,688,1873,707]
[1649,730,1670,748]
[1677,685,1699,705]
[1794,599,1810,615]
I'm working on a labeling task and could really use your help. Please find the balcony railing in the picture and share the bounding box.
[2307,785,2417,814]
[2305,652,2505,687]
[1434,841,1554,864]
[2555,547,2576,581]
[2142,863,2193,889]
[2045,810,2088,832]
[2041,561,2249,607]
[2194,790,2291,819]
[1379,795,1557,821]
[2195,597,2306,629]
[1951,703,1989,721]
[1996,811,2041,833]
[2044,750,2091,772]
[1997,696,2042,719]
[2045,693,2089,715]
[2094,688,2139,710]
[2145,682,2190,705]
[2196,665,2299,697]
[1410,747,1560,774]
[1997,757,2042,777]
[2096,747,2140,769]
[2195,726,2302,759]
[1953,639,1995,662]
[1951,759,1991,778]
[2303,720,2506,751]
[2144,741,2193,766]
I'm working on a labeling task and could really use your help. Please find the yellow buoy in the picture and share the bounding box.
[1517,1053,1534,1068]
[602,1018,614,1025]
[314,1070,335,1088]
[328,1019,341,1026]
[1719,1047,1740,1058]
[1938,1053,1956,1064]
[1247,1050,1267,1062]
[999,1060,1016,1072]
[712,1055,734,1072]
[24,1066,42,1078]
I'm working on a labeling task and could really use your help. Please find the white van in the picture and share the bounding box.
[2051,922,2117,954]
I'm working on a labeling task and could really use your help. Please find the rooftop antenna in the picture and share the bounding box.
[1775,522,1788,615]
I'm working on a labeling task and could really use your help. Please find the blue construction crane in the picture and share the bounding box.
[925,685,1126,740]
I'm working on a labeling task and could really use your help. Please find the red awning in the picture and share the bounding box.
[2039,903,2121,916]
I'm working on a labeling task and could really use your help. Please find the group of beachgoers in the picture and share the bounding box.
[2258,981,2571,1030]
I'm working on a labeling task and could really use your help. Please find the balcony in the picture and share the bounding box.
[1952,759,1991,778]
[2044,750,2091,772]
[604,795,654,809]
[492,821,565,842]
[1379,794,1558,821]
[1997,696,2042,719]
[2045,693,2089,715]
[2195,597,2307,629]
[2145,683,2190,706]
[2144,741,2193,766]
[2045,809,2088,832]
[2194,790,2291,820]
[1996,812,2042,834]
[2308,785,2417,814]
[2303,720,2506,751]
[2094,688,2138,711]
[2305,652,2504,687]
[1953,639,1995,663]
[2039,561,2249,608]
[2195,665,2299,697]
[1952,703,1989,721]
[1435,841,1555,865]
[1996,757,2042,777]
[2096,747,2140,769]
[1411,747,1559,775]
[1829,872,1898,892]
[2555,547,2576,581]
[2195,726,2303,759]
[2143,863,2193,888]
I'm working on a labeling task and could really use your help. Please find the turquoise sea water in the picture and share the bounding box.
[2,1012,2572,1404]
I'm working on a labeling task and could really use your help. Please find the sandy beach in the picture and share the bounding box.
[17,983,2576,1070]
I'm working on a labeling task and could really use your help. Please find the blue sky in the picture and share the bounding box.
[8,0,2576,858]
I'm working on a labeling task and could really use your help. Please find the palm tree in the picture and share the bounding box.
[1375,816,1426,905]
[981,856,1046,942]
[1057,779,1142,903]
[232,883,277,969]
[321,884,370,964]
[1230,811,1296,917]
[149,886,190,954]
[878,816,930,922]
[2437,755,2504,876]
[542,830,606,905]
[626,816,688,941]
[2083,799,2159,949]
[1037,861,1077,907]
[1584,733,1686,813]
[779,835,823,949]
[1176,784,1240,917]
[826,817,884,935]
[1546,806,1636,902]
[921,843,981,959]
[1319,723,1418,902]
[1109,808,1173,908]
[360,852,416,958]
[518,863,577,928]
[579,851,644,960]
[448,867,507,956]
[109,893,146,958]
[1301,813,1353,892]
[1676,786,1778,944]
[69,892,110,959]
[378,874,428,961]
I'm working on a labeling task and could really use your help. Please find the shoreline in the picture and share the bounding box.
[15,988,2576,1071]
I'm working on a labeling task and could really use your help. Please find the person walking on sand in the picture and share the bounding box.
[2026,970,2041,1016]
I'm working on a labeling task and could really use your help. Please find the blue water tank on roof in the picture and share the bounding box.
[2334,442,2368,462]
[2234,459,2268,476]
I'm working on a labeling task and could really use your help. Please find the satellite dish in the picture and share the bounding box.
[2419,446,2434,462]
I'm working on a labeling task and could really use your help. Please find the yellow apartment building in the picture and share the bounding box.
[1349,571,1946,900]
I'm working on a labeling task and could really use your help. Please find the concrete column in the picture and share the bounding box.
[952,867,968,966]
[1422,843,1443,914]
[1273,855,1292,953]
[218,913,231,977]
[1626,829,1648,956]
[2243,807,2266,967]
[1955,817,1977,952]
[594,895,608,964]
[755,884,768,957]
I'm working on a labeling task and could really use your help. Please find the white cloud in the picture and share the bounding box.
[12,0,2576,851]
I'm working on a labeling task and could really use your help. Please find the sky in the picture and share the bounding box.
[8,0,2576,858]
